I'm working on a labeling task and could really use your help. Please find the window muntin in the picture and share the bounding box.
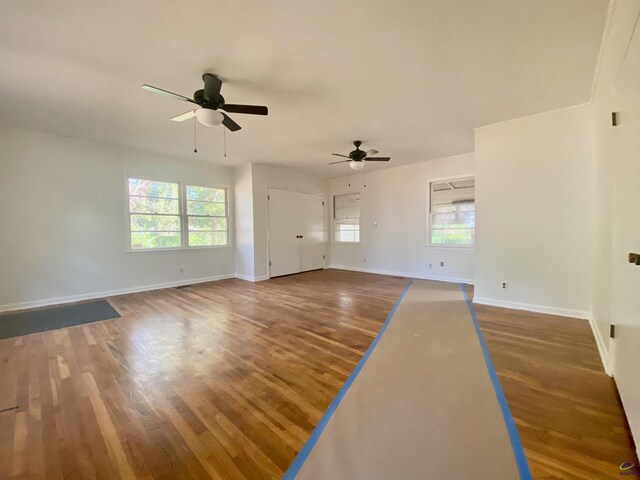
[429,177,475,246]
[186,185,228,247]
[128,178,182,250]
[127,178,229,250]
[334,193,360,243]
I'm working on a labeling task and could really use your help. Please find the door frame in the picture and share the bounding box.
[266,187,328,279]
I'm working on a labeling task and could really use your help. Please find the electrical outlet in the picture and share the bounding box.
[502,282,508,289]
[440,261,445,267]
[180,267,184,274]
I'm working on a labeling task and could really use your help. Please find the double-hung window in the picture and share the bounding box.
[429,177,475,246]
[185,185,228,247]
[127,177,229,250]
[334,193,360,243]
[128,178,182,249]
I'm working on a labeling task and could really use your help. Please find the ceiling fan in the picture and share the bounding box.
[142,73,268,132]
[330,141,391,170]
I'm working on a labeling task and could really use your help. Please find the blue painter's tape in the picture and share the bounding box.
[282,279,414,480]
[460,284,532,480]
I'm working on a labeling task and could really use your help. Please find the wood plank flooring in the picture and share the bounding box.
[470,292,638,480]
[0,270,636,479]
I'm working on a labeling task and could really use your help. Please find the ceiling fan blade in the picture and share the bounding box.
[142,84,196,103]
[203,74,222,102]
[331,153,350,158]
[329,160,350,165]
[365,149,379,156]
[221,112,241,132]
[222,104,268,115]
[170,110,196,122]
[364,157,391,161]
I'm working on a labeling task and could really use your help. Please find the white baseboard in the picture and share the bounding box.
[235,274,269,282]
[473,297,610,375]
[472,296,591,321]
[588,317,612,376]
[0,273,236,313]
[329,264,474,285]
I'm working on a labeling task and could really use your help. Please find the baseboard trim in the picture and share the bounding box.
[0,273,236,313]
[589,317,612,376]
[329,264,474,285]
[472,296,591,321]
[235,274,270,282]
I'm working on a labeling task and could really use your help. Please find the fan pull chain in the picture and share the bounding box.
[193,116,198,154]
[223,127,227,157]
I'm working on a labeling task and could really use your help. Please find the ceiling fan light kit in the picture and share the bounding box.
[142,73,268,132]
[331,140,391,170]
[195,108,224,127]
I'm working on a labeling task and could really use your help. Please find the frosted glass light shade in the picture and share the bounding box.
[195,109,224,127]
[349,161,366,170]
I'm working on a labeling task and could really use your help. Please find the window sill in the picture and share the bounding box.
[125,245,232,254]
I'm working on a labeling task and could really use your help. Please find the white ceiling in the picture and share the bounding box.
[0,1,608,177]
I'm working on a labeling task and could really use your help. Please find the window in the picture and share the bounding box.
[128,178,182,249]
[186,185,228,247]
[334,193,360,242]
[127,177,229,250]
[429,177,475,246]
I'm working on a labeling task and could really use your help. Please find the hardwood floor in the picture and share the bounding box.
[470,293,638,480]
[0,270,635,479]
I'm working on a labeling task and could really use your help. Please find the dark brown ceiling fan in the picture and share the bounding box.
[142,73,268,132]
[330,140,390,170]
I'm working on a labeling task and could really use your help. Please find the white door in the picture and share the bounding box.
[611,14,640,451]
[268,189,325,277]
[298,192,326,272]
[268,189,303,277]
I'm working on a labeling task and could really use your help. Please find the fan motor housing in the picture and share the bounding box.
[194,90,224,109]
[350,149,366,161]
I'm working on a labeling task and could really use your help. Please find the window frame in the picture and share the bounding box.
[184,184,230,249]
[332,192,361,244]
[124,174,232,253]
[427,175,475,249]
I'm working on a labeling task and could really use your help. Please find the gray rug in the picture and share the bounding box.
[0,300,120,340]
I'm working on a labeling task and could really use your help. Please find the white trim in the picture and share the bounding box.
[0,274,236,313]
[427,174,475,248]
[332,192,361,244]
[124,174,233,252]
[266,187,328,279]
[589,317,613,376]
[235,274,270,282]
[329,264,474,285]
[472,296,591,321]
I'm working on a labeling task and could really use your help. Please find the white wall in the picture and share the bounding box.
[590,0,640,452]
[473,105,595,319]
[250,163,329,280]
[329,153,475,283]
[0,127,236,311]
[233,164,255,280]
